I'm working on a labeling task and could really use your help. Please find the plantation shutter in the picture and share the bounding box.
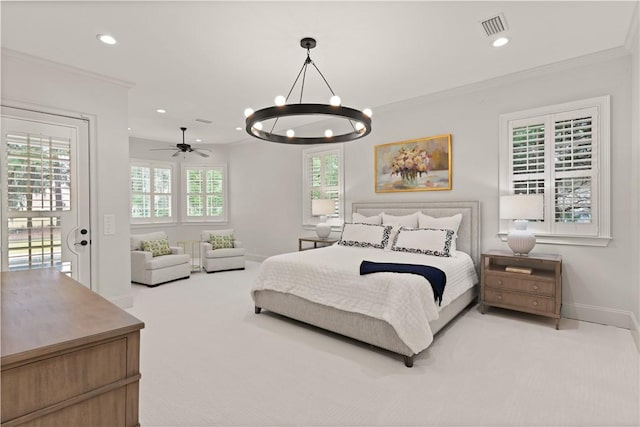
[509,119,546,199]
[183,165,227,221]
[552,107,598,235]
[5,131,71,270]
[303,146,343,226]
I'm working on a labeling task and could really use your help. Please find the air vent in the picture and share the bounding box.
[195,118,213,124]
[480,13,508,37]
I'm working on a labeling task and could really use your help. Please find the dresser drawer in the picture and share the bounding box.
[484,273,554,296]
[1,338,127,422]
[484,288,555,314]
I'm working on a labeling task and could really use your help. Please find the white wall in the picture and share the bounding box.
[229,51,637,329]
[129,137,233,242]
[629,3,640,346]
[1,50,133,306]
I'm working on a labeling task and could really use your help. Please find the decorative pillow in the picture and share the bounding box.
[391,227,455,257]
[141,238,172,257]
[381,212,419,227]
[338,223,392,249]
[417,213,462,255]
[352,212,382,225]
[210,234,235,249]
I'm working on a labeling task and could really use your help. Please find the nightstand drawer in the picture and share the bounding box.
[484,288,555,314]
[484,273,554,296]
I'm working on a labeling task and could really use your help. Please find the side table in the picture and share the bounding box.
[177,240,201,272]
[298,236,338,251]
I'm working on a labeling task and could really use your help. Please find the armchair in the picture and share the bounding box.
[200,229,246,273]
[130,231,191,286]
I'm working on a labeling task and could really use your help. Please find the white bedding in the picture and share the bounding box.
[251,244,478,354]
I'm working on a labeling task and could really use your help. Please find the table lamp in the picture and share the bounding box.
[311,199,335,239]
[500,194,544,256]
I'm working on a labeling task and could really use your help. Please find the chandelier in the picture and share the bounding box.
[244,37,372,144]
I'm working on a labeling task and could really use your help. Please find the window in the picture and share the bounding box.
[182,164,227,222]
[302,145,344,227]
[130,160,174,223]
[499,96,611,246]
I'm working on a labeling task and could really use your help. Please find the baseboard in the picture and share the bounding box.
[108,293,134,309]
[562,302,636,330]
[246,253,267,262]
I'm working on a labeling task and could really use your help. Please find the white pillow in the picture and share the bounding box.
[338,223,392,249]
[417,213,462,233]
[382,212,419,227]
[391,227,455,257]
[352,212,382,225]
[418,213,462,255]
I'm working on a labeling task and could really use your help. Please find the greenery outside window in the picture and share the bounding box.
[182,164,227,222]
[130,160,174,223]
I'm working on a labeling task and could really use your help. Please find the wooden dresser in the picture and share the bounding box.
[1,268,145,427]
[480,249,562,329]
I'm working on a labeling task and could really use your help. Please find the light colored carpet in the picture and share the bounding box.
[127,261,639,427]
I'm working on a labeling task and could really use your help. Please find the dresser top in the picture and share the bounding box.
[1,268,144,365]
[483,249,562,262]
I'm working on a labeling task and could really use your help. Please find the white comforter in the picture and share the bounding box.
[251,244,478,354]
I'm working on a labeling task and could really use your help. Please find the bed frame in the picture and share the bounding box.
[253,201,480,367]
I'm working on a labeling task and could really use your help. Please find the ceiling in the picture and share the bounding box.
[1,1,636,146]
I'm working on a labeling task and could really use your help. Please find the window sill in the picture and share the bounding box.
[498,232,612,247]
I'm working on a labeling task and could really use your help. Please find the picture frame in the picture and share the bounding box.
[375,134,452,193]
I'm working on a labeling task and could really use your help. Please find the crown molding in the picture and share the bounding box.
[2,48,135,89]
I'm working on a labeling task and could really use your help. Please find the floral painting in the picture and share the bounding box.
[375,134,452,192]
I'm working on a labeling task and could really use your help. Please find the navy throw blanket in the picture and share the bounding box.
[359,260,447,306]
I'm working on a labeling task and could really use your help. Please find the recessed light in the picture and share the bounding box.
[195,139,202,142]
[96,34,117,45]
[127,127,131,131]
[156,109,167,114]
[235,127,242,131]
[492,37,509,48]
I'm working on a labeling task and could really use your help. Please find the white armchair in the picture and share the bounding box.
[200,229,246,273]
[130,231,191,286]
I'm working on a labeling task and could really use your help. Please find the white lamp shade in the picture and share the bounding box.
[500,194,544,220]
[312,199,335,216]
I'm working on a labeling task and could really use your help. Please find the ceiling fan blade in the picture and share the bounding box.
[193,150,210,158]
[150,148,180,151]
[172,151,182,157]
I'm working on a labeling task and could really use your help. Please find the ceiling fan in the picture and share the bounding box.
[151,127,211,158]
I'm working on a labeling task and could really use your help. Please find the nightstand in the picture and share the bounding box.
[298,236,338,251]
[480,249,562,329]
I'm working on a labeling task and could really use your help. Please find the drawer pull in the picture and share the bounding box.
[497,280,503,285]
[532,300,539,306]
[532,284,539,290]
[497,295,503,300]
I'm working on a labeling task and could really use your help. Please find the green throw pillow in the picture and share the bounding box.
[210,234,234,250]
[141,238,172,257]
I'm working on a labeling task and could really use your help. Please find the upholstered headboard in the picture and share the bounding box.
[352,201,481,268]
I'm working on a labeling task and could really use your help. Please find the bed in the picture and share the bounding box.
[251,201,480,367]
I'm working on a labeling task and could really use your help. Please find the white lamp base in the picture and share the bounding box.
[315,215,331,239]
[507,220,536,256]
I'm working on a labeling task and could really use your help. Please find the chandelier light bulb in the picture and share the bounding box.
[244,108,254,118]
[325,129,333,138]
[330,95,341,106]
[355,122,365,132]
[286,129,295,138]
[253,122,263,131]
[363,108,372,117]
[275,95,286,106]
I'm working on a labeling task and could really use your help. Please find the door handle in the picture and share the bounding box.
[75,240,88,246]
